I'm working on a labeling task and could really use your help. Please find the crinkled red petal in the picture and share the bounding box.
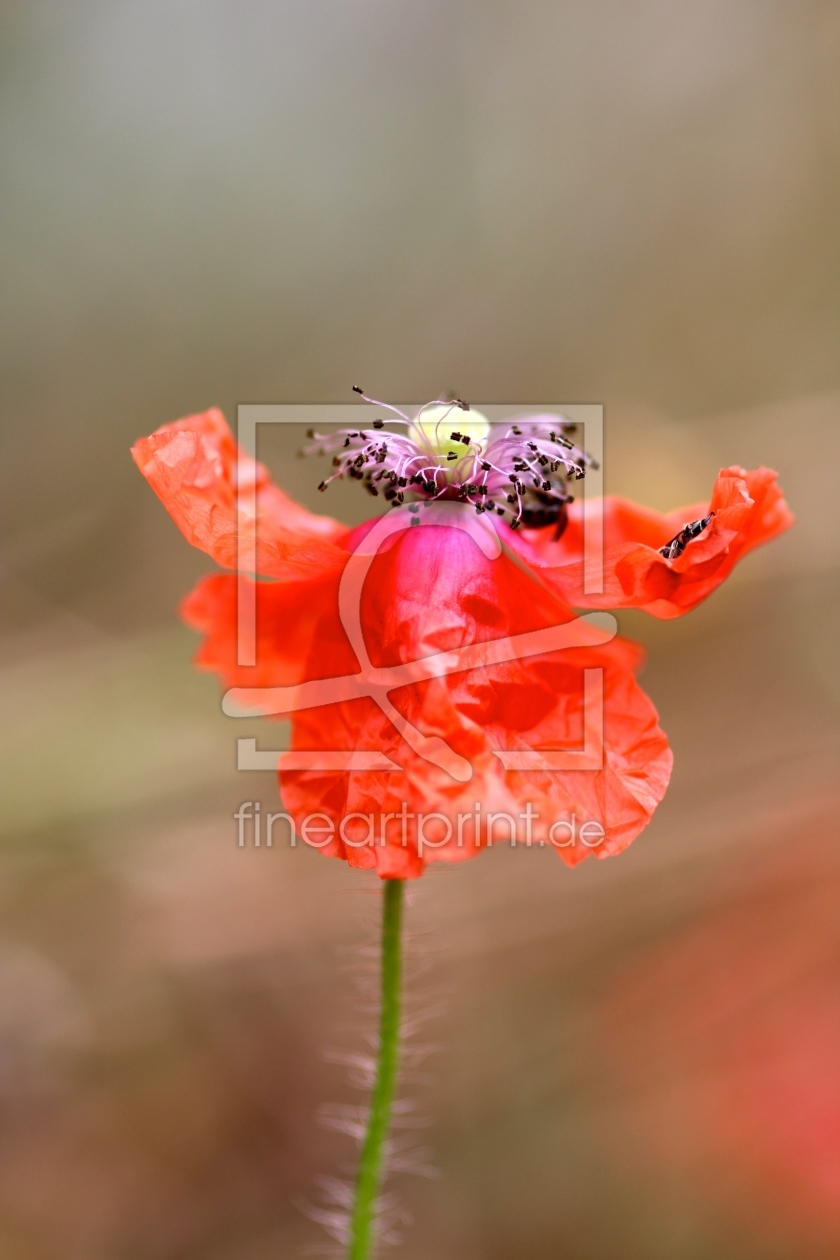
[182,519,672,877]
[507,466,793,618]
[131,408,347,581]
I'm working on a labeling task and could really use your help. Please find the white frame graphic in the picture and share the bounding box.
[230,404,606,778]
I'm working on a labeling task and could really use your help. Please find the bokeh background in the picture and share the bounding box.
[2,3,840,1258]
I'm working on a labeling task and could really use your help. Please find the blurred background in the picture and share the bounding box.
[2,3,839,1257]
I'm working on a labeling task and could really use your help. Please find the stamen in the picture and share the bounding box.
[303,392,593,528]
[659,512,715,560]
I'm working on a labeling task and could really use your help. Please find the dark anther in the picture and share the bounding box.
[352,385,364,394]
[658,512,715,560]
[480,461,491,471]
[460,435,472,445]
[519,491,569,537]
[450,431,462,442]
[306,428,315,439]
[317,481,327,491]
[507,495,516,504]
[447,452,457,460]
[478,486,488,495]
[512,426,522,435]
[423,480,436,493]
[373,418,384,429]
[456,399,470,410]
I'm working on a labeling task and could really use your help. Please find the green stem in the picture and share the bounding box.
[347,877,404,1260]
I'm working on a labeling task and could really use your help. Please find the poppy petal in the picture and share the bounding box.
[181,571,339,690]
[131,408,347,581]
[280,638,672,876]
[506,466,793,618]
[181,514,672,876]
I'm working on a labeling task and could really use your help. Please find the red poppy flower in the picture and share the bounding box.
[132,400,791,878]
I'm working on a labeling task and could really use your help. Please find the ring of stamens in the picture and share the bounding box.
[303,389,597,529]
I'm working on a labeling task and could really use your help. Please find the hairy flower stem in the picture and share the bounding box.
[348,878,404,1260]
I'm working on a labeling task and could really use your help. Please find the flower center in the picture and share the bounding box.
[304,390,595,529]
[409,404,491,483]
